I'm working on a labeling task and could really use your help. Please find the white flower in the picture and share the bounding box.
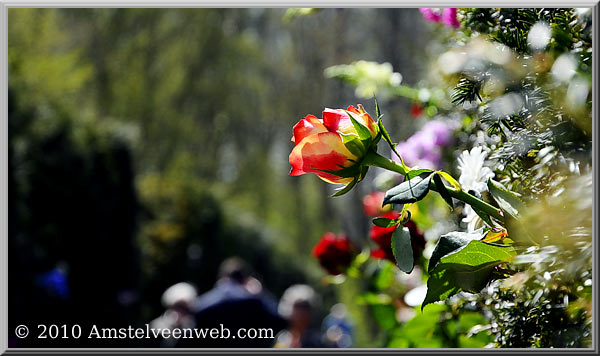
[457,146,494,193]
[462,205,483,232]
[457,146,495,231]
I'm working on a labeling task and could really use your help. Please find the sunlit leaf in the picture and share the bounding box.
[372,217,399,228]
[383,172,434,205]
[423,240,516,309]
[433,173,454,210]
[487,179,523,219]
[428,229,485,274]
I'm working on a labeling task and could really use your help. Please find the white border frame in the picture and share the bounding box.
[0,2,598,355]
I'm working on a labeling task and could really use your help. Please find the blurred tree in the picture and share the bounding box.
[9,88,140,347]
[8,8,431,347]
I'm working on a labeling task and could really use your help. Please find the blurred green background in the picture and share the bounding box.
[8,8,433,347]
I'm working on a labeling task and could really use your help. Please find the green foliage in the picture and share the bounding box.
[325,60,404,99]
[383,172,433,205]
[460,8,495,34]
[387,304,492,348]
[405,168,433,180]
[459,240,593,347]
[461,8,585,55]
[372,217,398,228]
[432,173,454,209]
[330,177,358,197]
[423,240,516,309]
[427,230,484,273]
[391,226,414,273]
[451,76,483,105]
[8,9,93,111]
[388,304,447,348]
[487,179,523,219]
[282,8,320,22]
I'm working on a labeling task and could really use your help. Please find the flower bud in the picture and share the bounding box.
[289,105,379,184]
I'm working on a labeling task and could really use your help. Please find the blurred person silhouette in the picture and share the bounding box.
[321,303,354,348]
[149,282,197,347]
[182,257,286,347]
[274,284,325,348]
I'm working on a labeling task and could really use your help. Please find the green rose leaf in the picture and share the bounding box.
[487,179,537,244]
[406,168,433,180]
[372,217,399,228]
[466,189,494,227]
[472,205,494,227]
[487,179,523,219]
[314,161,362,179]
[427,229,485,274]
[383,172,434,205]
[391,226,414,273]
[378,119,393,147]
[433,173,454,209]
[437,170,461,191]
[376,116,407,170]
[330,178,358,197]
[374,94,382,120]
[423,240,516,310]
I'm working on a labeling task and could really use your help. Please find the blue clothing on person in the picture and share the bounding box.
[182,278,286,347]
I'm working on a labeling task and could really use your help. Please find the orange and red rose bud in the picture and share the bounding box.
[312,232,356,275]
[362,191,392,217]
[289,105,379,185]
[369,211,425,264]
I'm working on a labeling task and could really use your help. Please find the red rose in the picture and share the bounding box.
[370,211,425,263]
[312,232,356,275]
[370,248,394,262]
[289,105,378,184]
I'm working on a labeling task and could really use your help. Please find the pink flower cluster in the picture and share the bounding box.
[419,8,460,28]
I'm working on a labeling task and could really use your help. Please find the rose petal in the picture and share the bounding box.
[289,131,357,184]
[371,248,395,262]
[291,114,328,144]
[323,108,355,136]
[323,107,377,139]
[352,105,378,137]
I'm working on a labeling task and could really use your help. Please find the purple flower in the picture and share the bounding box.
[423,120,452,146]
[392,120,454,170]
[419,8,460,28]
